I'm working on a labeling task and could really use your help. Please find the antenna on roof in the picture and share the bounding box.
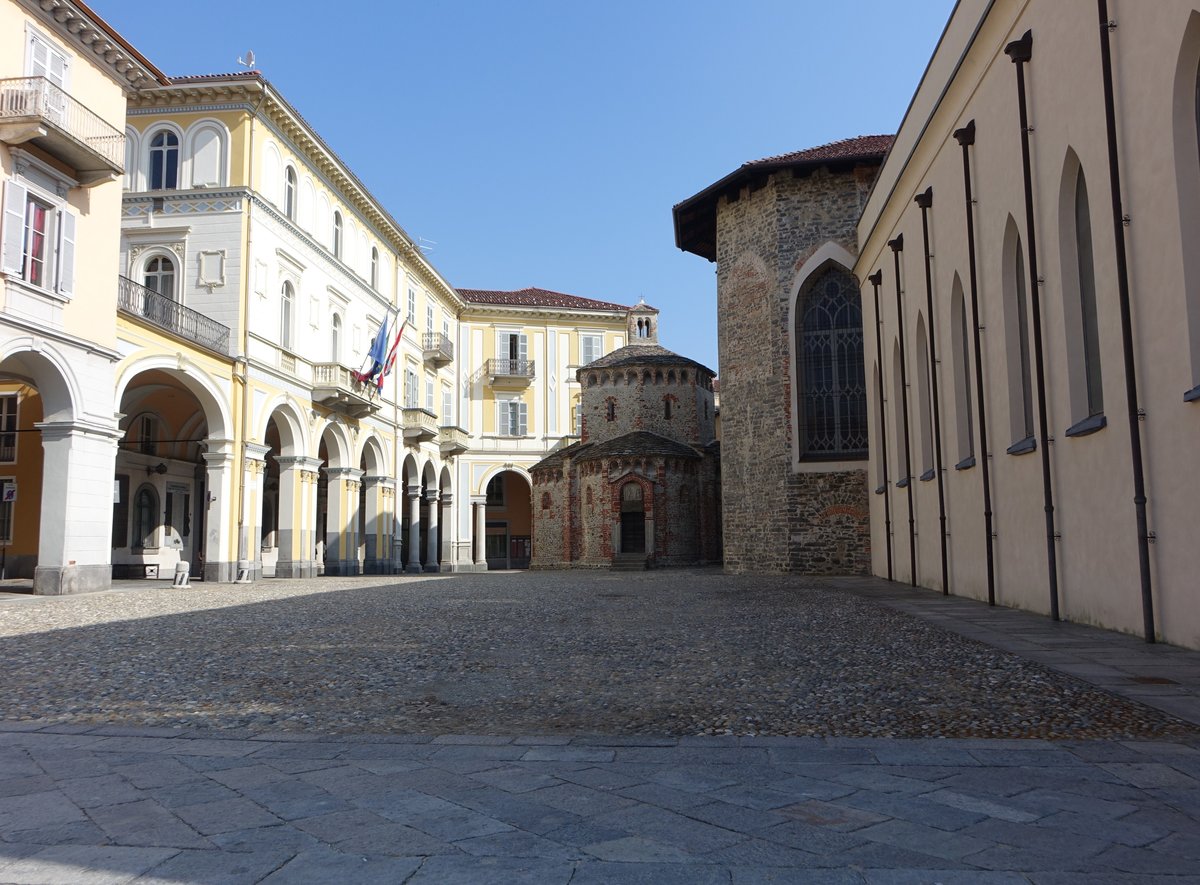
[417,236,437,254]
[237,49,256,69]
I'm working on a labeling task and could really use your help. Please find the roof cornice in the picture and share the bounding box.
[23,0,169,90]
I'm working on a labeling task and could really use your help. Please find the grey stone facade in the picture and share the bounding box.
[674,138,891,575]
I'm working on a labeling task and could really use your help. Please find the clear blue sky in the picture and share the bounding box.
[97,0,956,372]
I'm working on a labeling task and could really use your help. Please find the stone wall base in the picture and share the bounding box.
[34,564,111,595]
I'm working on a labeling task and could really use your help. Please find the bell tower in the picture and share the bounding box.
[626,297,659,344]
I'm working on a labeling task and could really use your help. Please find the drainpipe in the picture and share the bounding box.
[953,121,997,607]
[1005,30,1061,621]
[1096,1,1155,642]
[915,188,949,596]
[889,234,917,586]
[868,270,894,581]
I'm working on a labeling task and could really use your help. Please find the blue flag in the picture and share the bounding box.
[354,316,390,385]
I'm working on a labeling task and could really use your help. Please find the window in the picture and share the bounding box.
[27,29,68,92]
[0,478,13,544]
[139,414,157,456]
[144,255,176,301]
[442,313,450,339]
[280,280,294,349]
[664,396,672,420]
[581,334,602,365]
[499,332,528,367]
[426,303,434,333]
[149,130,179,190]
[425,375,435,411]
[442,387,453,425]
[573,401,582,435]
[606,398,616,422]
[407,287,417,323]
[284,166,297,220]
[112,474,129,548]
[486,475,505,507]
[133,485,158,549]
[331,314,341,362]
[1073,165,1104,421]
[404,368,418,407]
[332,211,343,258]
[2,182,75,297]
[950,280,975,465]
[370,247,379,290]
[1004,223,1035,447]
[498,400,528,436]
[796,267,867,457]
[0,395,15,463]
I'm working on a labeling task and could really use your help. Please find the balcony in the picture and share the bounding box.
[118,276,230,354]
[402,407,438,443]
[312,363,381,419]
[0,77,124,186]
[486,358,535,388]
[422,332,453,367]
[438,425,469,456]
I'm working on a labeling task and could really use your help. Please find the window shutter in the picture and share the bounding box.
[443,389,453,424]
[56,210,75,296]
[518,402,528,436]
[518,334,528,362]
[48,49,67,89]
[1,182,28,276]
[426,304,433,332]
[495,402,502,434]
[28,36,49,78]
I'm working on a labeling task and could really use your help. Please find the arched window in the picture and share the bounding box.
[370,247,379,289]
[331,313,341,362]
[1070,165,1104,426]
[664,396,672,420]
[892,341,909,483]
[144,255,176,300]
[332,211,343,258]
[950,279,975,466]
[606,399,616,421]
[795,267,867,457]
[133,484,158,549]
[1004,223,1035,449]
[149,130,179,190]
[280,280,294,349]
[284,166,297,220]
[915,316,934,479]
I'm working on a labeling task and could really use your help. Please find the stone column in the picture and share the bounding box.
[361,475,392,574]
[240,443,270,581]
[405,482,423,573]
[200,438,235,582]
[275,455,321,578]
[439,492,453,571]
[472,495,488,570]
[33,420,121,595]
[424,488,440,572]
[323,466,354,576]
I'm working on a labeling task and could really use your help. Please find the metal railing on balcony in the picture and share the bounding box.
[422,331,454,362]
[118,276,230,354]
[0,77,124,171]
[486,358,535,380]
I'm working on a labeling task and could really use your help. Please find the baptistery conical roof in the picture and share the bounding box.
[579,342,714,378]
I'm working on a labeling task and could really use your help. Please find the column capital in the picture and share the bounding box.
[362,474,395,489]
[201,451,235,466]
[277,455,323,471]
[470,495,487,506]
[36,419,123,444]
[204,437,236,457]
[326,466,364,481]
[406,483,423,499]
[423,489,440,503]
[244,442,272,462]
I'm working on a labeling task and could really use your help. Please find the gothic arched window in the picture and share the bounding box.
[795,267,867,457]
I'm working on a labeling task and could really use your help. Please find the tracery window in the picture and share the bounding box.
[795,268,867,457]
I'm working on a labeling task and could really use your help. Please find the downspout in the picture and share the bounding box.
[953,120,997,606]
[1096,0,1155,642]
[889,234,917,586]
[868,270,894,581]
[235,84,270,582]
[915,188,949,596]
[1005,30,1061,621]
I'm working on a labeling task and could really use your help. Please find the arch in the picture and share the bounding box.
[915,314,933,476]
[183,119,229,188]
[142,252,177,301]
[280,280,295,349]
[1058,150,1104,426]
[357,432,387,476]
[476,463,532,497]
[123,126,139,190]
[316,420,352,469]
[438,464,453,496]
[144,122,183,191]
[332,211,344,259]
[0,340,80,423]
[790,249,868,461]
[283,165,297,220]
[299,176,315,232]
[256,395,307,457]
[420,457,438,492]
[1173,10,1200,396]
[1002,216,1035,446]
[114,353,233,442]
[317,193,331,246]
[949,274,975,464]
[370,246,380,290]
[262,141,283,207]
[330,313,342,363]
[132,483,159,549]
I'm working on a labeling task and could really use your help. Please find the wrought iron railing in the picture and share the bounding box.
[422,331,454,360]
[118,276,230,354]
[486,358,535,378]
[0,77,124,169]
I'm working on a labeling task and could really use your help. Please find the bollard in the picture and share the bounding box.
[172,561,190,588]
[234,559,253,583]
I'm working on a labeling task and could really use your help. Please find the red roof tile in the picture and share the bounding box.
[457,287,633,312]
[748,135,895,168]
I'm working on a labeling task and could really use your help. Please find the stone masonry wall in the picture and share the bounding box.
[715,165,877,575]
[579,371,714,447]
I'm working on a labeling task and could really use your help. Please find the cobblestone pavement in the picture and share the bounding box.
[0,570,1198,882]
[0,569,1196,740]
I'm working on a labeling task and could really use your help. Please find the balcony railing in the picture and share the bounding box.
[438,425,469,456]
[402,407,439,443]
[312,363,380,419]
[0,77,124,183]
[118,276,230,354]
[486,358,535,386]
[422,331,453,366]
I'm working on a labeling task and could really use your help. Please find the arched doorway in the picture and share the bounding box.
[316,422,355,576]
[358,435,389,574]
[260,404,305,578]
[620,481,646,554]
[484,469,532,569]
